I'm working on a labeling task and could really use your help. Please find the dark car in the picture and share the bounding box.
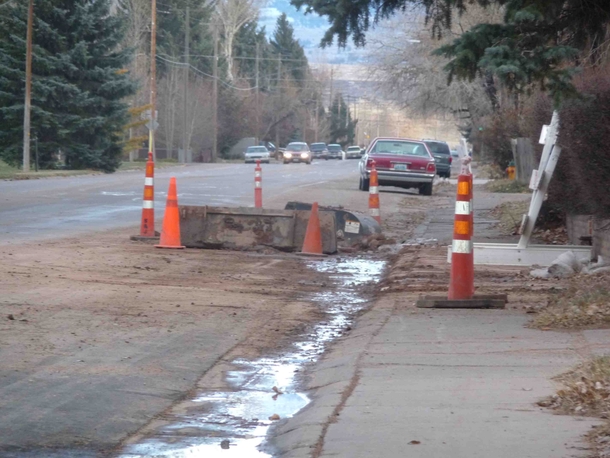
[359,138,436,196]
[310,142,328,160]
[422,139,452,178]
[283,142,312,164]
[327,144,344,160]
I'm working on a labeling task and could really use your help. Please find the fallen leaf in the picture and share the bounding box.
[409,440,421,445]
[268,414,280,421]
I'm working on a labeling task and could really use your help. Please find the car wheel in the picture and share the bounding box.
[421,182,433,196]
[362,177,370,192]
[283,161,289,165]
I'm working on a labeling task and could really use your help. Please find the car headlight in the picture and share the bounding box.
[300,152,309,158]
[284,152,293,158]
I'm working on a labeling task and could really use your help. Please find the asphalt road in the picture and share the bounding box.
[0,160,359,244]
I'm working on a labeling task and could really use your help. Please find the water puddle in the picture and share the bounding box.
[119,257,385,458]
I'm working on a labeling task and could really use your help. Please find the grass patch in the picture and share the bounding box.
[0,159,183,179]
[489,200,529,235]
[530,273,610,329]
[484,179,532,193]
[476,163,505,179]
[0,160,98,180]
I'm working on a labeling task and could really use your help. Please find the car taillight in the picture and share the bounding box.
[449,156,453,164]
[366,159,374,169]
[427,162,436,173]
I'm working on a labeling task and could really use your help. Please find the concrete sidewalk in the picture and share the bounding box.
[271,253,608,458]
[269,188,610,458]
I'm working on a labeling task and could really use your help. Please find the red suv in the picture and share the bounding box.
[358,138,436,196]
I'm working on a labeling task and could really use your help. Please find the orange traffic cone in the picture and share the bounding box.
[155,177,185,249]
[300,202,323,255]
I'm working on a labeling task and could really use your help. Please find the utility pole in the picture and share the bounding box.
[314,93,319,142]
[274,55,281,148]
[329,68,334,112]
[22,0,34,172]
[255,42,260,144]
[212,24,218,162]
[181,5,189,164]
[150,0,157,161]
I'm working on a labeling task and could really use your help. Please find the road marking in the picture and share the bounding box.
[297,180,329,188]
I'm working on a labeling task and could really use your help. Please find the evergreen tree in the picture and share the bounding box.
[329,95,357,145]
[156,0,214,75]
[271,13,308,84]
[0,0,137,171]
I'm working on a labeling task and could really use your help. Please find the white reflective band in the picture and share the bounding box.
[471,200,473,213]
[370,208,380,216]
[369,186,379,194]
[255,182,262,188]
[452,239,472,254]
[255,171,261,178]
[455,201,471,215]
[142,200,154,209]
[144,177,153,186]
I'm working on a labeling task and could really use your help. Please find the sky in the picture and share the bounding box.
[258,0,367,64]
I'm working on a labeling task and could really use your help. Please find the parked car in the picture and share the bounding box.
[283,142,312,164]
[327,144,343,160]
[244,145,270,164]
[450,149,459,159]
[346,146,363,159]
[422,139,452,178]
[310,142,329,160]
[359,138,436,196]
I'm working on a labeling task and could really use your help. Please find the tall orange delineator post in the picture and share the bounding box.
[254,160,262,208]
[155,177,185,249]
[139,152,155,237]
[416,158,506,308]
[369,161,381,224]
[448,172,475,300]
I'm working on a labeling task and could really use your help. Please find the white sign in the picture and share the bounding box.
[539,125,549,145]
[345,220,361,234]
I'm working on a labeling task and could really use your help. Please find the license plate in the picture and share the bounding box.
[393,164,407,171]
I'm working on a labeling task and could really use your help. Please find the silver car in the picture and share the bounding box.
[346,146,362,159]
[244,145,270,164]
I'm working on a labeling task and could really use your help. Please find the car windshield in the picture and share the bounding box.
[347,146,360,151]
[246,146,267,153]
[310,143,326,151]
[425,142,451,155]
[287,144,307,152]
[371,141,429,157]
[328,145,341,152]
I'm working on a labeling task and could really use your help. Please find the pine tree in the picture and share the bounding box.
[0,0,137,171]
[271,13,308,84]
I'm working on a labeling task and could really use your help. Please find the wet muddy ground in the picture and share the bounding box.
[119,257,386,457]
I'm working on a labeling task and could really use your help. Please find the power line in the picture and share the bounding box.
[156,54,257,91]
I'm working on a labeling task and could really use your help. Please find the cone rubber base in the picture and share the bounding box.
[296,252,328,258]
[155,244,185,249]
